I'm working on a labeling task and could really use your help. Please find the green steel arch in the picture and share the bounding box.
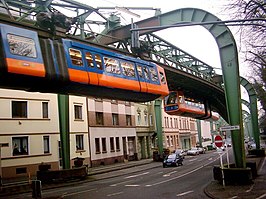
[240,77,260,149]
[134,8,245,167]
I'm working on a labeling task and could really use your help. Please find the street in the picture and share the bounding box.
[7,149,233,199]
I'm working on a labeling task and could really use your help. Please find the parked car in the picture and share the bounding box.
[196,147,206,154]
[187,148,200,156]
[174,149,186,159]
[163,153,183,167]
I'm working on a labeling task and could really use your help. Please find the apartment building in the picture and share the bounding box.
[0,89,90,179]
[163,109,198,152]
[0,89,61,179]
[87,98,137,166]
[134,102,156,160]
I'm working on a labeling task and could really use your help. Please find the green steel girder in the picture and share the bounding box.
[240,77,260,149]
[0,0,107,36]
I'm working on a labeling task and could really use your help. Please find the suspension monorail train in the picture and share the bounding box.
[0,23,169,102]
[164,91,219,121]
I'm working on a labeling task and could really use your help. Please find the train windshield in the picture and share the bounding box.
[166,92,177,105]
[7,34,37,58]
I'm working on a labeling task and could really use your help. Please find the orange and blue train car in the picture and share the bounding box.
[0,23,169,102]
[164,90,212,120]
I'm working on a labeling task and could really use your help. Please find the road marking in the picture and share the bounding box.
[145,155,220,187]
[256,193,266,199]
[110,179,134,187]
[62,188,97,197]
[107,192,123,197]
[176,190,194,196]
[189,158,198,162]
[125,172,149,179]
[208,158,213,160]
[125,184,140,187]
[163,171,177,177]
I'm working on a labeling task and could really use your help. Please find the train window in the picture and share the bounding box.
[85,52,94,67]
[104,57,121,74]
[137,65,143,78]
[143,66,150,80]
[95,54,102,69]
[150,68,158,82]
[179,96,184,103]
[121,61,135,77]
[7,34,37,58]
[69,48,83,66]
[159,72,166,84]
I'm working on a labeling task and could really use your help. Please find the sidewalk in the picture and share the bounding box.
[0,158,160,197]
[204,155,266,199]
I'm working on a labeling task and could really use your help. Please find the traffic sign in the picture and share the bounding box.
[219,125,240,131]
[214,135,223,148]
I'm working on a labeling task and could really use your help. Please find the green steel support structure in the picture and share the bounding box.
[154,99,164,155]
[57,94,70,169]
[197,120,202,147]
[129,8,246,167]
[240,77,260,149]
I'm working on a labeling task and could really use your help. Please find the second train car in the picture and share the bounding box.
[164,90,215,120]
[0,22,169,102]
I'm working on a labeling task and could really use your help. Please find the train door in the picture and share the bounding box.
[84,51,103,86]
[136,64,148,93]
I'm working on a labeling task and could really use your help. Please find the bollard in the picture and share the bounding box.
[32,180,42,199]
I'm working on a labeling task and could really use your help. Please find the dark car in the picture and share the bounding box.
[163,153,183,167]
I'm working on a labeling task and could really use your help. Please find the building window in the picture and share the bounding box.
[74,105,82,120]
[170,118,173,128]
[95,138,100,154]
[112,114,119,125]
[110,137,115,152]
[149,114,153,126]
[76,135,84,150]
[102,138,107,153]
[42,102,48,118]
[43,136,50,153]
[12,101,27,118]
[137,112,141,125]
[126,115,132,126]
[170,136,173,146]
[115,137,120,151]
[166,136,170,147]
[12,137,28,156]
[144,113,148,125]
[96,112,104,125]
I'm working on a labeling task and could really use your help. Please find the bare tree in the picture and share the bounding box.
[226,0,266,116]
